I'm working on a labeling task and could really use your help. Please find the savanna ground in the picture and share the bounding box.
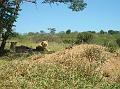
[0,32,120,89]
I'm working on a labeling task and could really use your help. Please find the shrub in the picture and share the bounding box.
[66,29,71,34]
[83,47,105,63]
[116,38,120,47]
[103,40,118,53]
[59,33,78,44]
[100,30,105,34]
[75,32,94,44]
[108,30,120,35]
[31,34,62,43]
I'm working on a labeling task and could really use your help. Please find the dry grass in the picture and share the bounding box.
[27,44,120,81]
[0,44,120,89]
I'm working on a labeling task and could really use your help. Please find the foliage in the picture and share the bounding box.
[48,28,56,34]
[40,30,45,34]
[100,30,105,34]
[103,40,117,47]
[0,0,21,55]
[43,0,87,11]
[10,30,120,47]
[32,34,62,43]
[19,31,78,44]
[102,40,118,53]
[108,30,120,35]
[116,38,120,47]
[66,29,71,34]
[76,32,94,44]
[58,32,78,44]
[87,31,96,33]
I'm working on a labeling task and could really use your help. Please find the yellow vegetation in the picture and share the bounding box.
[28,44,120,82]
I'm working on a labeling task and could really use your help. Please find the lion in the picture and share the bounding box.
[36,41,48,51]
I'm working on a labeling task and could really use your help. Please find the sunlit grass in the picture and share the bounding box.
[0,40,120,89]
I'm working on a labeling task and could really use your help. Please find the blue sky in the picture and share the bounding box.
[15,0,120,33]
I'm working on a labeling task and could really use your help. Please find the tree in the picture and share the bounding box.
[66,29,71,34]
[114,30,120,34]
[108,30,114,34]
[0,0,21,55]
[0,0,87,55]
[59,31,65,34]
[108,30,119,34]
[40,30,45,34]
[87,31,96,33]
[48,28,56,34]
[100,30,105,34]
[43,0,87,11]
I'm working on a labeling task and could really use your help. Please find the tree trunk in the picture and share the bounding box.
[0,33,8,56]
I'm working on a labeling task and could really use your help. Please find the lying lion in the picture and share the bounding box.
[36,41,48,51]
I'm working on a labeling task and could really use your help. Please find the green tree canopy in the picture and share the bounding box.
[48,28,56,34]
[43,0,87,11]
[66,29,71,34]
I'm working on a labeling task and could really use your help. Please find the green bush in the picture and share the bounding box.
[102,40,118,53]
[75,32,94,44]
[31,34,62,43]
[59,32,78,44]
[66,29,71,34]
[116,38,120,47]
